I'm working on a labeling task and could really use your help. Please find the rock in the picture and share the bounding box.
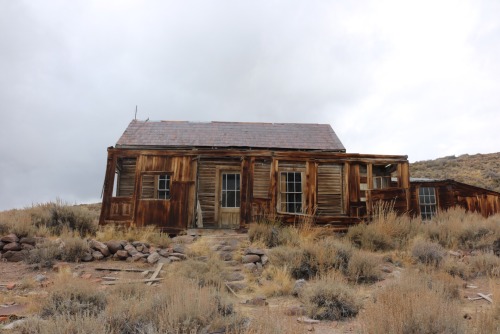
[135,244,145,252]
[158,257,172,264]
[6,282,16,290]
[3,242,22,251]
[381,266,393,273]
[172,235,195,244]
[130,254,145,262]
[170,252,187,260]
[293,279,307,296]
[243,263,257,271]
[245,248,265,256]
[81,252,93,262]
[261,255,269,265]
[256,262,263,272]
[219,251,233,261]
[297,317,320,324]
[0,241,4,250]
[105,240,123,254]
[81,273,92,280]
[284,306,306,316]
[2,250,26,262]
[225,282,246,292]
[242,254,260,264]
[244,296,267,306]
[124,244,138,256]
[1,233,19,243]
[225,272,244,282]
[168,256,181,262]
[19,237,37,245]
[92,251,105,260]
[172,244,186,254]
[147,252,160,264]
[221,245,235,252]
[159,249,171,257]
[22,243,35,251]
[35,274,47,282]
[89,240,110,257]
[115,250,129,260]
[53,262,71,272]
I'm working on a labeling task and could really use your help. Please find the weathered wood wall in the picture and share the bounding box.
[100,147,411,231]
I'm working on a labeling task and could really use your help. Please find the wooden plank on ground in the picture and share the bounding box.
[147,263,164,286]
[95,267,152,273]
[101,278,164,285]
[478,293,493,303]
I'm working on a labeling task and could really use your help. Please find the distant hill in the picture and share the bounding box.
[410,152,500,193]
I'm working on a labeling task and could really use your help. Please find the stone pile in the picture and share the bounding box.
[0,233,43,262]
[0,232,188,264]
[241,247,268,273]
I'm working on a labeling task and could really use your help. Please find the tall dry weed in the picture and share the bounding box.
[360,271,465,333]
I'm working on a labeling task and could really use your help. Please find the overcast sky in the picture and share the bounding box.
[1,0,499,210]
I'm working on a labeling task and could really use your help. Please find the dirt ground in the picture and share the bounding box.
[0,234,498,333]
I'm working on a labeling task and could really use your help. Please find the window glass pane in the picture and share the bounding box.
[227,191,235,207]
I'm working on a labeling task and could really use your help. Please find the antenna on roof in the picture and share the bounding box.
[135,105,137,120]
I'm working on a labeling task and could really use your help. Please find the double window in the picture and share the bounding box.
[419,187,437,220]
[280,172,303,213]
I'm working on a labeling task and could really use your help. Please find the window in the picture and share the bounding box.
[373,176,391,189]
[280,172,303,213]
[221,173,240,208]
[372,164,396,189]
[157,175,171,199]
[419,187,437,220]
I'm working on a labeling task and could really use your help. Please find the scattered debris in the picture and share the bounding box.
[147,263,164,286]
[101,278,164,285]
[297,316,320,324]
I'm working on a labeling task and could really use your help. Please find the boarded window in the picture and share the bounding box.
[253,161,271,198]
[117,158,137,197]
[419,187,437,220]
[280,172,303,213]
[317,164,344,215]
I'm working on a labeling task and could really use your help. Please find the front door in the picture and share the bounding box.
[218,171,241,228]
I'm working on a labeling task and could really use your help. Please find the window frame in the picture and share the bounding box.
[278,171,305,214]
[157,174,171,200]
[220,172,241,208]
[140,172,172,200]
[418,186,437,220]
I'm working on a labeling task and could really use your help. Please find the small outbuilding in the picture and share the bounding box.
[409,178,500,219]
[99,120,411,232]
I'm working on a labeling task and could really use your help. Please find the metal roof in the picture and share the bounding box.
[116,120,346,151]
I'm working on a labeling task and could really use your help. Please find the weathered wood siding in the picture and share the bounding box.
[317,164,344,215]
[117,158,136,197]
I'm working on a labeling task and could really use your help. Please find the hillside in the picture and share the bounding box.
[410,152,500,193]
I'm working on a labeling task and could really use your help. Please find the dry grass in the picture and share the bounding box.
[411,238,446,267]
[347,249,382,283]
[299,271,361,321]
[259,265,294,297]
[469,279,500,333]
[360,272,465,333]
[96,224,172,247]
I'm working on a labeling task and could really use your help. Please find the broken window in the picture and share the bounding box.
[419,187,437,220]
[280,172,303,213]
[372,164,396,189]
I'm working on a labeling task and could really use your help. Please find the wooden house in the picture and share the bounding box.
[409,178,500,219]
[99,120,411,232]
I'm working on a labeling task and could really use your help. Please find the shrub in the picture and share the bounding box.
[60,237,90,262]
[468,252,500,277]
[360,273,465,333]
[347,250,381,283]
[32,202,97,237]
[26,241,62,268]
[411,239,445,266]
[174,257,226,287]
[248,221,299,247]
[260,265,294,297]
[41,276,107,317]
[443,257,470,279]
[300,273,360,320]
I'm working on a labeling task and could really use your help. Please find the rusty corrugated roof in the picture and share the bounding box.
[116,120,345,151]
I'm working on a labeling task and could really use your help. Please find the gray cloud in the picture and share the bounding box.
[1,0,499,210]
